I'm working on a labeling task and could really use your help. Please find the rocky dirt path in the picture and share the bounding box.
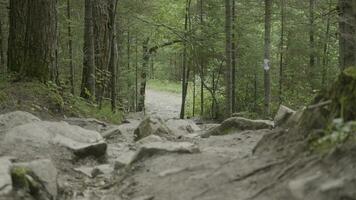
[1,89,354,200]
[145,89,182,119]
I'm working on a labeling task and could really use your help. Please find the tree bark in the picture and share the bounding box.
[67,0,75,94]
[309,0,316,89]
[137,38,150,112]
[8,0,57,82]
[180,0,191,119]
[81,0,96,99]
[0,19,5,74]
[231,0,237,113]
[225,0,233,118]
[264,0,272,116]
[279,0,285,105]
[108,0,118,112]
[338,0,356,70]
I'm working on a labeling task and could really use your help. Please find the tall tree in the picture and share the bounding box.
[263,0,272,116]
[8,0,57,82]
[231,0,237,112]
[225,0,233,118]
[67,0,75,94]
[338,0,356,70]
[180,0,192,119]
[309,0,316,88]
[81,0,96,99]
[108,0,119,111]
[0,19,5,74]
[279,0,285,104]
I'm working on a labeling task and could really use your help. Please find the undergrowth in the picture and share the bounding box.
[0,75,122,124]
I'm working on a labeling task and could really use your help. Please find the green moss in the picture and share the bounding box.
[11,167,30,189]
[344,67,356,79]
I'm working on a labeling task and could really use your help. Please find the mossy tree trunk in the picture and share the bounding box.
[8,0,57,82]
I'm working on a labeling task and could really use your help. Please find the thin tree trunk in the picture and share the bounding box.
[137,38,149,112]
[81,0,96,99]
[309,0,316,89]
[279,0,285,105]
[135,35,138,111]
[322,0,331,87]
[231,0,237,113]
[0,19,5,75]
[180,0,191,119]
[199,0,204,116]
[225,0,233,118]
[108,0,118,112]
[67,0,75,94]
[264,0,272,116]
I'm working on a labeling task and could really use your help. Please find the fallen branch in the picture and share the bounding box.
[306,100,332,110]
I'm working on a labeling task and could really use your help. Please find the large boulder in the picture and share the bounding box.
[12,159,58,199]
[0,157,12,196]
[203,117,274,137]
[274,105,296,127]
[134,117,173,141]
[0,111,40,131]
[166,119,201,135]
[4,121,107,158]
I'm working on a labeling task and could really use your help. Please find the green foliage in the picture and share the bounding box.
[147,79,181,93]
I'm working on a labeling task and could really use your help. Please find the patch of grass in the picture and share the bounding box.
[147,79,181,93]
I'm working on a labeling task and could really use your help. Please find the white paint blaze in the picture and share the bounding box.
[264,59,270,71]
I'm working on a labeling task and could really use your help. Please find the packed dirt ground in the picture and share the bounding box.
[0,89,356,200]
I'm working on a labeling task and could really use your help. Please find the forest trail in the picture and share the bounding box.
[1,90,355,200]
[145,89,182,119]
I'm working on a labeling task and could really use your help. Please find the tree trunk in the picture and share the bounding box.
[338,0,356,70]
[8,0,57,82]
[0,19,5,74]
[199,0,205,116]
[135,35,139,111]
[67,0,75,94]
[309,0,316,89]
[264,0,272,116]
[279,0,285,105]
[180,0,191,119]
[108,0,118,112]
[81,0,96,99]
[231,0,237,113]
[93,0,110,105]
[225,0,233,118]
[322,0,332,87]
[137,38,149,112]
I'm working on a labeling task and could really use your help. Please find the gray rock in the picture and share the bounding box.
[0,111,40,131]
[130,141,200,164]
[132,195,154,200]
[136,135,165,145]
[274,105,296,127]
[134,117,173,141]
[0,157,12,196]
[204,117,274,137]
[75,164,114,178]
[12,159,58,199]
[114,151,137,169]
[64,117,108,132]
[166,119,201,135]
[4,121,107,158]
[101,127,122,139]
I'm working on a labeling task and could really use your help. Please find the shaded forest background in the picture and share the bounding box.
[0,0,352,121]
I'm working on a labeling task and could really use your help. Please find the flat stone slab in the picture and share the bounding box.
[4,121,107,158]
